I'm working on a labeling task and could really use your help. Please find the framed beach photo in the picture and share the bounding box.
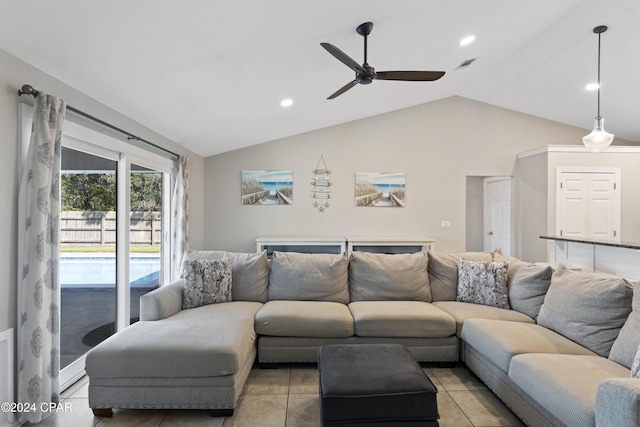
[241,170,293,205]
[355,172,405,207]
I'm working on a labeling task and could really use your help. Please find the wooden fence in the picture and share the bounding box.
[60,211,161,245]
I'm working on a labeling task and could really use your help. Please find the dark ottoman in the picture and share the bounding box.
[318,344,439,426]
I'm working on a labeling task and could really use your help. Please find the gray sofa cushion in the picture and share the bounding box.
[456,259,509,309]
[349,251,430,302]
[427,251,497,301]
[433,301,534,336]
[255,300,354,338]
[510,354,630,427]
[348,301,456,338]
[609,282,640,369]
[86,301,263,378]
[268,252,349,303]
[507,262,553,319]
[181,249,269,303]
[537,265,633,357]
[461,318,596,373]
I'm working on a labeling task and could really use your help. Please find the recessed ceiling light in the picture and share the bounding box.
[280,98,293,107]
[585,83,599,91]
[460,35,475,46]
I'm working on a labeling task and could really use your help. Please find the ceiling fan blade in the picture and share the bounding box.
[321,43,365,73]
[375,71,445,81]
[327,80,359,100]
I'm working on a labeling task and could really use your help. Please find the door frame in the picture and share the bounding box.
[483,176,513,256]
[555,166,621,241]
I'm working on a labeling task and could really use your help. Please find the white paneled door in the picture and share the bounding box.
[556,168,620,241]
[484,177,512,256]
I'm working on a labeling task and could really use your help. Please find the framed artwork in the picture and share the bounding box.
[355,172,405,207]
[241,170,293,205]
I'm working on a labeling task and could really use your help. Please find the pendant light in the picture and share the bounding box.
[582,25,614,152]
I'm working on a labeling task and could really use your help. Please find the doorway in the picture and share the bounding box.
[484,177,513,256]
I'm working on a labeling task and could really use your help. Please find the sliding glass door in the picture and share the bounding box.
[59,147,118,376]
[59,121,174,389]
[129,164,169,324]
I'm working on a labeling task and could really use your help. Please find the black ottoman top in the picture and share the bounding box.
[319,344,437,397]
[319,344,439,424]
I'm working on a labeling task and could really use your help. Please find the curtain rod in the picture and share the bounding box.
[18,84,179,160]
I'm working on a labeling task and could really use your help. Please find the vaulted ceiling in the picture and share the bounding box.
[1,0,639,156]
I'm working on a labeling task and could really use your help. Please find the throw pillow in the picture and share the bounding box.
[508,263,554,319]
[181,259,232,309]
[537,265,633,358]
[180,249,269,303]
[632,344,640,378]
[349,251,430,302]
[456,259,509,309]
[609,282,639,369]
[428,251,500,301]
[268,252,349,303]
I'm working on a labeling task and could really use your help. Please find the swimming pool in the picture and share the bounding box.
[61,256,160,287]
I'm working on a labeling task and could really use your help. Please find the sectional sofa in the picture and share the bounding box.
[85,249,640,427]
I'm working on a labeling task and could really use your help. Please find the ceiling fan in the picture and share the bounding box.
[321,22,445,100]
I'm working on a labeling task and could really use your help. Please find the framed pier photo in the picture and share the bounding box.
[355,172,405,207]
[241,170,293,205]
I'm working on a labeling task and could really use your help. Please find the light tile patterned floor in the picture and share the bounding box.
[32,364,524,427]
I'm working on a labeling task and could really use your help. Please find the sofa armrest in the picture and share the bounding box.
[596,378,640,427]
[140,280,183,321]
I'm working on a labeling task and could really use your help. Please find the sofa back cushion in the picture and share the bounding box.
[268,251,349,303]
[427,251,497,301]
[537,265,633,357]
[349,251,430,302]
[181,249,269,303]
[609,282,639,369]
[507,261,553,319]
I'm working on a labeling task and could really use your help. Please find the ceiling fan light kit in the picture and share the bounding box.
[582,25,614,152]
[321,22,445,99]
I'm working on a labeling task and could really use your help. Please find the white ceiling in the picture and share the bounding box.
[1,0,639,157]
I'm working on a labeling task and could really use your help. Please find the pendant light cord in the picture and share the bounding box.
[597,30,601,118]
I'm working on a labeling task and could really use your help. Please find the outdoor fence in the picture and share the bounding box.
[60,211,161,245]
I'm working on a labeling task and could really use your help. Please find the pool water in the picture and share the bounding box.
[61,256,160,287]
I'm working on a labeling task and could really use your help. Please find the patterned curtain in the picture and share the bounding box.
[17,94,66,424]
[171,156,190,280]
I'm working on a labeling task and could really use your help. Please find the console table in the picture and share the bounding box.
[540,235,640,281]
[256,236,436,256]
[256,236,347,255]
[346,236,436,254]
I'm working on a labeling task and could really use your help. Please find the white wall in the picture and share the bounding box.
[0,48,205,343]
[515,152,549,262]
[203,96,593,254]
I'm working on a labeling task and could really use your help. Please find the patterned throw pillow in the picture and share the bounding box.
[181,259,232,309]
[457,259,509,309]
[632,343,640,378]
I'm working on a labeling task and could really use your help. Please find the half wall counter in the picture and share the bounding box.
[540,235,640,281]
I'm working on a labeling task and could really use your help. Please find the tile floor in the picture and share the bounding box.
[33,364,524,427]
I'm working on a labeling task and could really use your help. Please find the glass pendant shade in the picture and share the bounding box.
[583,25,614,152]
[583,116,614,152]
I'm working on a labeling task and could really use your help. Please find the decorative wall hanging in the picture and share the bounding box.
[311,156,331,213]
[355,172,405,207]
[241,170,293,205]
